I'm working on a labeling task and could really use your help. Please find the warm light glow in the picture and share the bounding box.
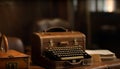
[89,0,115,12]
[104,0,115,12]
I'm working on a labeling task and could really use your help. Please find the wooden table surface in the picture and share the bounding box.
[30,59,120,69]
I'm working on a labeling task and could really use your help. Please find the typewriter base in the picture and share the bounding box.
[33,57,91,69]
[51,59,91,69]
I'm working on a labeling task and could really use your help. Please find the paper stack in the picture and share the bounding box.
[85,49,117,62]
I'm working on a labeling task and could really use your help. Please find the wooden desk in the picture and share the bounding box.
[30,59,120,69]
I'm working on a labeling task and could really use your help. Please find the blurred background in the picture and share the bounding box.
[0,0,120,57]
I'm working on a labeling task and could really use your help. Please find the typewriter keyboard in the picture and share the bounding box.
[45,46,91,61]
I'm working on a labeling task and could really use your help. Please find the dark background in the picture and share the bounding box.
[0,0,120,57]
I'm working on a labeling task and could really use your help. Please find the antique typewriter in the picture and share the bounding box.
[31,31,91,69]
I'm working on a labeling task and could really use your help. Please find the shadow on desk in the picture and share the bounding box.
[30,66,45,69]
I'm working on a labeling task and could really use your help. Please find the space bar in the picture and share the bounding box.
[61,56,84,60]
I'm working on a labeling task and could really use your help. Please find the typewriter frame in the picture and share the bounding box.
[31,31,90,69]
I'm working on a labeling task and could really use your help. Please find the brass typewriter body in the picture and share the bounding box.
[31,32,91,69]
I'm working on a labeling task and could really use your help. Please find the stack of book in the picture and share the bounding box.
[85,49,117,62]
